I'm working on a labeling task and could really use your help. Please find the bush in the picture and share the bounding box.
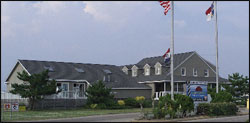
[90,104,98,109]
[143,99,152,108]
[152,94,194,119]
[197,102,238,116]
[197,103,210,115]
[118,100,125,106]
[211,91,233,103]
[124,97,139,108]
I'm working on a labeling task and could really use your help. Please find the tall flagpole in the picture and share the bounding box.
[215,1,219,93]
[170,1,174,100]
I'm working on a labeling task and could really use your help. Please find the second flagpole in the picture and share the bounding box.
[170,1,174,100]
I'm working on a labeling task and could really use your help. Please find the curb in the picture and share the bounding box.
[132,114,249,122]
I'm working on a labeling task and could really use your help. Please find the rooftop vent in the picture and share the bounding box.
[75,68,85,73]
[103,69,112,74]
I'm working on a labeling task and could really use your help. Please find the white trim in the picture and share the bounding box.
[53,79,91,87]
[112,88,151,90]
[167,52,195,76]
[18,61,31,76]
[138,80,186,83]
[181,67,186,76]
[194,52,217,75]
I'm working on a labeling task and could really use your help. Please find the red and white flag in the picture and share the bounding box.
[162,48,170,63]
[159,1,171,15]
[205,2,215,21]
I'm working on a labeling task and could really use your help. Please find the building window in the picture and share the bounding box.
[122,67,128,75]
[145,68,150,76]
[193,68,198,77]
[204,69,209,77]
[155,67,161,75]
[132,69,137,77]
[181,67,186,76]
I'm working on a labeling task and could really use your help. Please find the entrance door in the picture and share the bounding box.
[79,83,85,97]
[155,83,164,92]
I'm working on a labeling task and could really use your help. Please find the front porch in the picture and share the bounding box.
[153,82,186,100]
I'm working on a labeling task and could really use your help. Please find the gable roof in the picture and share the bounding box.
[15,60,151,89]
[136,51,195,68]
[130,51,228,83]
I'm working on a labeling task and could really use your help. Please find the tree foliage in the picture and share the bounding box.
[85,80,115,108]
[223,73,249,98]
[10,70,57,110]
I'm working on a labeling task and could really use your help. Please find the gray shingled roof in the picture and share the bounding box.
[136,51,194,68]
[18,60,151,89]
[128,51,228,83]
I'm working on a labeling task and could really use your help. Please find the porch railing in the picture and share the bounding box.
[154,91,185,100]
[45,91,87,99]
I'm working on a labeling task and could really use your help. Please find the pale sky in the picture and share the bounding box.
[1,1,249,91]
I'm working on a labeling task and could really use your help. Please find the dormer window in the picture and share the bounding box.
[154,62,162,75]
[204,69,209,77]
[122,66,128,75]
[193,68,198,77]
[132,65,138,77]
[145,68,150,76]
[181,67,186,76]
[143,64,150,76]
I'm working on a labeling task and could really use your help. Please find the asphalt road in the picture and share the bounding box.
[183,115,249,122]
[25,112,140,122]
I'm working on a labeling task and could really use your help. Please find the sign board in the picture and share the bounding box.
[19,106,26,111]
[187,81,208,102]
[12,103,19,111]
[4,103,11,111]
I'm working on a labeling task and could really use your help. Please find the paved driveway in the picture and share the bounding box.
[24,112,140,122]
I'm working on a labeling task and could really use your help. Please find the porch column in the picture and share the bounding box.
[177,83,178,93]
[164,82,166,92]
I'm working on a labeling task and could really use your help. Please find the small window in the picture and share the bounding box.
[155,67,161,75]
[75,68,84,73]
[103,69,112,74]
[193,68,198,77]
[204,69,209,77]
[132,70,137,77]
[144,68,150,76]
[181,67,186,76]
[44,66,54,72]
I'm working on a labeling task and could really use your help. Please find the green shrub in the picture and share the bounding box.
[197,102,238,116]
[124,97,139,108]
[197,103,210,115]
[152,94,194,119]
[211,91,233,103]
[143,99,152,108]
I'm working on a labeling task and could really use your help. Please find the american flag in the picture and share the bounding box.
[159,1,171,15]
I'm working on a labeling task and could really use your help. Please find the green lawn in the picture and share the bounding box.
[1,108,152,122]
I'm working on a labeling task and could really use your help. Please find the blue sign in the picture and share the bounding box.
[187,81,208,101]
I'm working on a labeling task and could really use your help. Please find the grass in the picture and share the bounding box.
[1,107,152,122]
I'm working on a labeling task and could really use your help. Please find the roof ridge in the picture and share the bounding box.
[18,59,117,67]
[140,51,195,60]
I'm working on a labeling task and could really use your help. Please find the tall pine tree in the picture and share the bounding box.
[10,70,57,110]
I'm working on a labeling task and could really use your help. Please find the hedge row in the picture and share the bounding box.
[197,103,238,116]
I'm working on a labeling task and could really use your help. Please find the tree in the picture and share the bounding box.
[85,80,115,109]
[223,73,249,98]
[222,73,249,105]
[10,70,57,110]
